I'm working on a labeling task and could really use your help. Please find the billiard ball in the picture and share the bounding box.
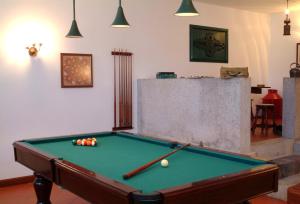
[161,159,169,167]
[81,140,87,146]
[76,139,82,145]
[72,140,77,145]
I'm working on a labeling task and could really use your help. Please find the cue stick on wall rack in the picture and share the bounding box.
[112,49,133,131]
[123,143,191,180]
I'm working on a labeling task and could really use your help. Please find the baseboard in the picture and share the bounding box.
[0,175,34,188]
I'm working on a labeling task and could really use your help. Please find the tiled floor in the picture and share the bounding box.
[251,127,281,143]
[251,118,282,143]
[0,183,287,204]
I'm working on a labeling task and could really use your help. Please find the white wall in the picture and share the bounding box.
[0,0,270,179]
[268,12,300,94]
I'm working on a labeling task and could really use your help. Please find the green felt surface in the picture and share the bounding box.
[24,132,267,193]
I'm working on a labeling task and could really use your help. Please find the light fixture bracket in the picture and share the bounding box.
[26,43,42,57]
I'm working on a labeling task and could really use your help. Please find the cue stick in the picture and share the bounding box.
[119,50,123,127]
[129,54,132,125]
[120,52,122,127]
[122,52,125,126]
[123,53,125,126]
[123,143,191,180]
[125,52,128,126]
[113,50,116,128]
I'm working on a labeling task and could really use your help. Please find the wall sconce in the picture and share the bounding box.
[26,43,42,57]
[284,0,291,36]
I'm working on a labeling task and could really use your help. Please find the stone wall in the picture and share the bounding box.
[137,78,251,153]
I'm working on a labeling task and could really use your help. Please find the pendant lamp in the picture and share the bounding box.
[66,0,83,38]
[112,0,130,28]
[175,0,199,16]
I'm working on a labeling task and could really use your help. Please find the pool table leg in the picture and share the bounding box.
[34,175,53,204]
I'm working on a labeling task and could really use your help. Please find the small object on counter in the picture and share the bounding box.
[220,67,249,79]
[187,75,214,79]
[257,84,265,87]
[156,72,177,79]
[180,75,214,79]
[290,63,300,78]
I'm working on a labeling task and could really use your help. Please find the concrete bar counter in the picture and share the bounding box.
[137,78,251,153]
[283,78,300,140]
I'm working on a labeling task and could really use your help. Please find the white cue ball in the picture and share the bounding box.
[161,159,169,167]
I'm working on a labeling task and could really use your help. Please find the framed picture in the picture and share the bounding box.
[296,43,300,65]
[61,53,93,88]
[190,25,228,63]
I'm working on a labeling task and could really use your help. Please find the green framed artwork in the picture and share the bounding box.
[190,25,228,63]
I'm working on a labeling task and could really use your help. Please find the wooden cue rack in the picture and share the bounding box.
[112,50,133,131]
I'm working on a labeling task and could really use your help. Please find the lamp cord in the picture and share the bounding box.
[73,0,76,20]
[119,0,121,7]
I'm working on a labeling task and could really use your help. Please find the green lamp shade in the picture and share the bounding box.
[175,0,199,16]
[66,20,83,38]
[112,6,130,28]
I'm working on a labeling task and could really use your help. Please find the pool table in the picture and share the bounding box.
[13,131,278,204]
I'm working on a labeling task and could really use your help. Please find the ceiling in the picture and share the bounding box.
[196,0,300,13]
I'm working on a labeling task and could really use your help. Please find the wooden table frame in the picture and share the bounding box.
[13,132,278,204]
